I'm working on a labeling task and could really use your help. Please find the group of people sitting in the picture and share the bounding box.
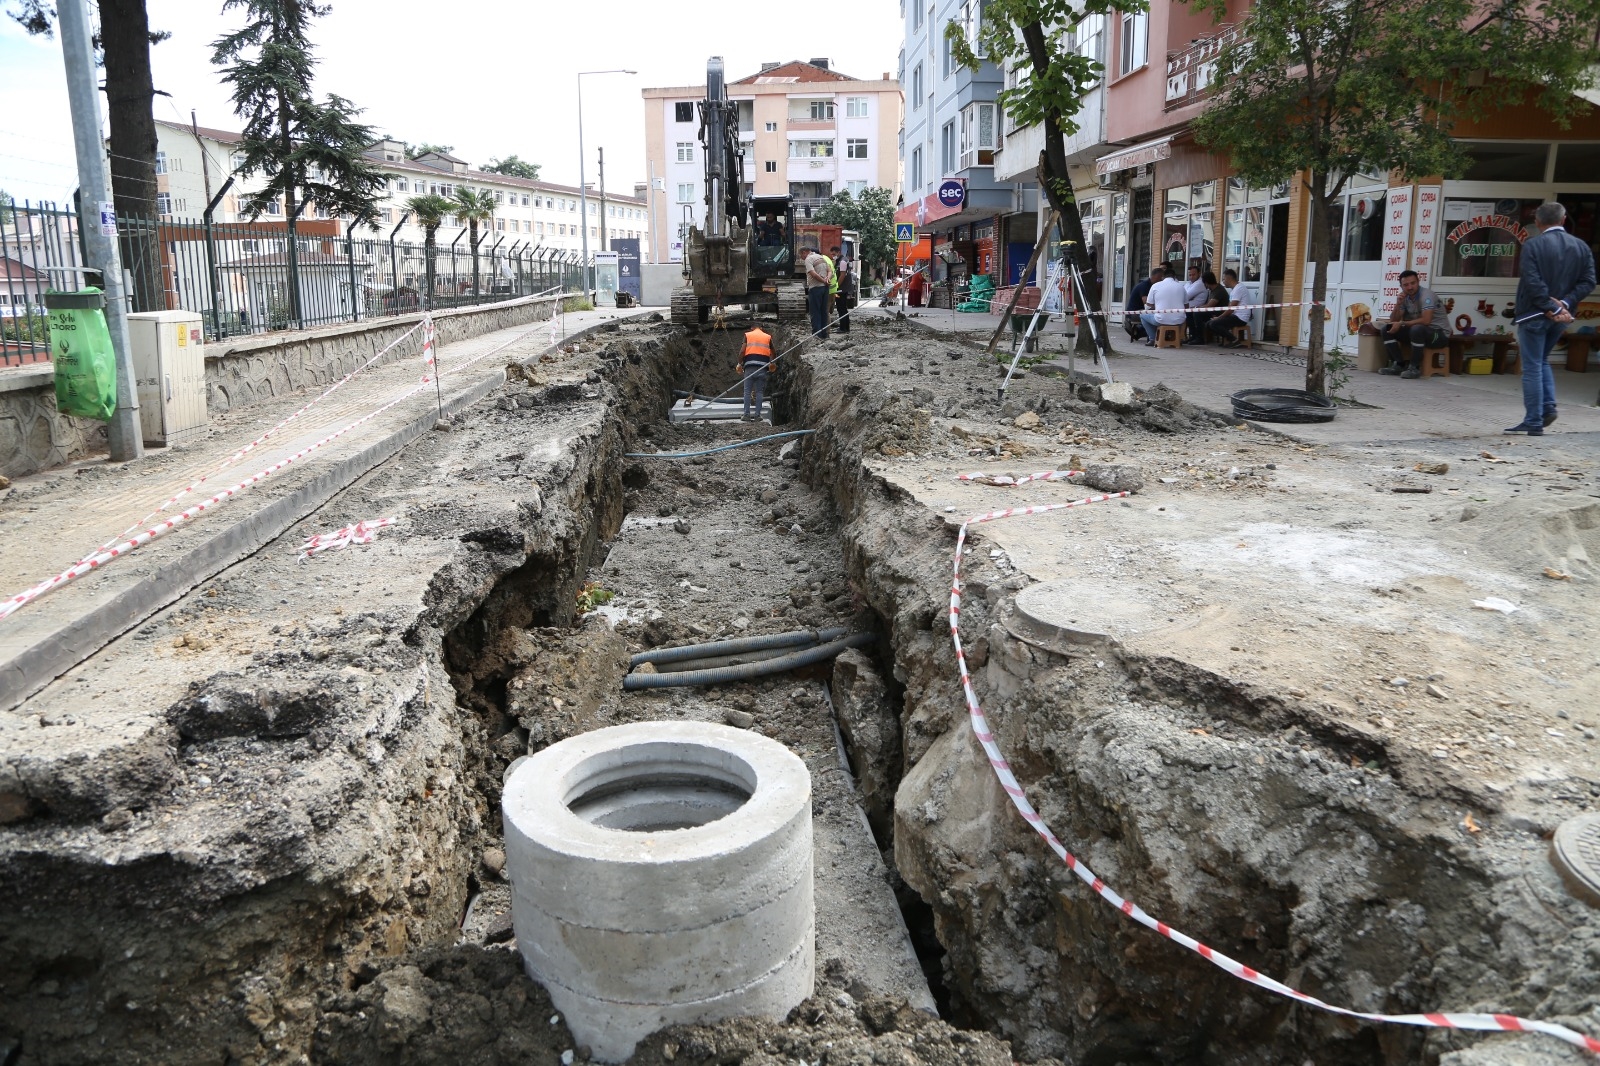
[1125,263,1253,347]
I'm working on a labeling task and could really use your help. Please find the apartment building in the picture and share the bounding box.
[894,0,1036,306]
[152,121,648,259]
[1002,0,1600,352]
[642,59,902,263]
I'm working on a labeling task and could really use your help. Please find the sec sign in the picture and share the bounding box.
[936,180,966,209]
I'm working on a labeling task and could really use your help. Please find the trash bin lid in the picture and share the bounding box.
[44,289,106,311]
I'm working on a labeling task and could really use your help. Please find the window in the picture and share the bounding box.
[396,179,409,192]
[764,160,777,173]
[266,200,282,215]
[677,182,695,202]
[1438,197,1541,278]
[495,191,504,203]
[559,224,566,235]
[846,96,869,118]
[156,192,172,214]
[675,101,695,122]
[240,239,259,254]
[1461,141,1550,182]
[496,218,506,230]
[958,0,988,55]
[1072,13,1105,65]
[912,64,923,109]
[765,121,778,132]
[676,141,695,163]
[1120,11,1148,75]
[231,152,247,171]
[1343,191,1386,262]
[1554,143,1600,181]
[846,138,869,159]
[522,195,530,206]
[382,207,393,222]
[942,29,955,76]
[590,226,597,237]
[537,222,544,234]
[588,202,596,214]
[940,122,956,174]
[959,102,996,168]
[154,151,167,175]
[846,180,868,197]
[910,146,923,189]
[789,140,835,158]
[809,100,834,121]
[912,0,922,29]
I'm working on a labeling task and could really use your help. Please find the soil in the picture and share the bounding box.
[2,308,1597,1066]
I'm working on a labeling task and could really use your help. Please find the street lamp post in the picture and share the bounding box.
[578,67,636,297]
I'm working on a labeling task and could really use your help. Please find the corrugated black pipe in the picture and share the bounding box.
[623,633,875,690]
[628,627,848,668]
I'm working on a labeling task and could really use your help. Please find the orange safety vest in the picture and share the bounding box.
[741,327,773,365]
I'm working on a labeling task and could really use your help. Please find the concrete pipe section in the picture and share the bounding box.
[503,721,815,1062]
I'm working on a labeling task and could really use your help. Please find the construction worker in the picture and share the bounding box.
[827,245,843,331]
[736,324,774,422]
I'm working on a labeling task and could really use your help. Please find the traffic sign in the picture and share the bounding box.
[895,222,916,243]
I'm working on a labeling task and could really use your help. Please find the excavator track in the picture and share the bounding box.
[776,283,808,327]
[670,288,700,328]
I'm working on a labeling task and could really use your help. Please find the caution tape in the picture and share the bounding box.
[297,517,399,560]
[947,490,1600,1056]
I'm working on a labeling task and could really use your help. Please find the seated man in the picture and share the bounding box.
[1124,267,1159,341]
[1380,269,1451,378]
[1183,263,1210,343]
[1204,269,1253,346]
[755,213,784,247]
[1138,266,1188,344]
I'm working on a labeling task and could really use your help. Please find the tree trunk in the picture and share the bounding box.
[424,229,437,308]
[1306,171,1331,396]
[277,85,302,327]
[99,0,162,312]
[1022,19,1108,359]
[470,223,481,295]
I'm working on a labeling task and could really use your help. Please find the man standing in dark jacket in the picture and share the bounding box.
[1509,202,1596,435]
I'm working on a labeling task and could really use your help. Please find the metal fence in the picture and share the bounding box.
[1,199,590,366]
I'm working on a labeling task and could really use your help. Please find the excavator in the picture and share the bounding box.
[672,56,809,327]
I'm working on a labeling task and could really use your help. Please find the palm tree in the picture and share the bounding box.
[452,187,497,296]
[404,194,454,308]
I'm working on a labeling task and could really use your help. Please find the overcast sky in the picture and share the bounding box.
[1,0,903,206]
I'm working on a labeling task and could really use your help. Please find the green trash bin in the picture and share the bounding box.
[46,288,118,422]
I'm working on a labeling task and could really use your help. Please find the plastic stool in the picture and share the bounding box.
[1419,345,1450,378]
[1155,325,1183,349]
[1231,325,1252,349]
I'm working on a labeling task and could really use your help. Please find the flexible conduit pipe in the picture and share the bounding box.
[623,632,874,690]
[629,626,847,669]
[624,430,814,460]
[653,645,807,674]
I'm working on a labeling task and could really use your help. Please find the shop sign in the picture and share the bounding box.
[1444,211,1531,247]
[1378,186,1415,317]
[1411,186,1441,286]
[937,180,967,209]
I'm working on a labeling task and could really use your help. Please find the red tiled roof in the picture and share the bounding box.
[733,61,857,84]
[0,257,45,282]
[156,118,243,144]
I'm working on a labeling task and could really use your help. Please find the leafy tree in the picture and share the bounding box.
[814,186,896,277]
[452,186,497,294]
[483,155,541,180]
[1192,0,1600,395]
[950,0,1127,356]
[404,142,455,160]
[405,193,453,307]
[0,189,12,223]
[9,0,169,310]
[212,0,385,326]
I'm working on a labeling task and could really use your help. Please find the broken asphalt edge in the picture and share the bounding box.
[0,310,655,714]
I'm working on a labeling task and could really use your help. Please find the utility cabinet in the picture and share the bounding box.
[127,310,208,446]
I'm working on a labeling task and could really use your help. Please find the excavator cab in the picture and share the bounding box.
[749,195,795,280]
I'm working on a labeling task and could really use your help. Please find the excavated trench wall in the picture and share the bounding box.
[0,324,730,1065]
[785,352,1600,1066]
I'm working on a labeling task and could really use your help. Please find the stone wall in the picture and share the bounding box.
[204,294,564,415]
[0,366,109,480]
[0,295,565,479]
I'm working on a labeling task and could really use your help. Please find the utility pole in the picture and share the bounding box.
[58,0,142,462]
[190,110,214,209]
[598,147,607,251]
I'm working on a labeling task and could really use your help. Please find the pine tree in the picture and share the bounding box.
[212,0,383,326]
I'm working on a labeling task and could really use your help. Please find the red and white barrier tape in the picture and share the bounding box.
[1,312,565,622]
[297,517,399,560]
[72,318,431,571]
[948,491,1600,1056]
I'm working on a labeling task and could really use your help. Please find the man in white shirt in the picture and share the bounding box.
[1182,264,1209,342]
[1138,266,1189,344]
[1204,269,1253,347]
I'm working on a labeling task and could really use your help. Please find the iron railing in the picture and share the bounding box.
[1165,24,1244,111]
[0,199,590,364]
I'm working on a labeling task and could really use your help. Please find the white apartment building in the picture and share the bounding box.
[642,59,902,263]
[151,121,649,262]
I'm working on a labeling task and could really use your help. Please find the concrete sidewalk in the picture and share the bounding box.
[0,303,661,711]
[860,304,1600,448]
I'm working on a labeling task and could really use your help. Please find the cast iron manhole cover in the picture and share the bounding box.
[1551,813,1600,908]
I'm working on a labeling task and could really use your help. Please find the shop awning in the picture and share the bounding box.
[1094,135,1174,177]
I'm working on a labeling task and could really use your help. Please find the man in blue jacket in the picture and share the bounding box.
[1508,202,1596,435]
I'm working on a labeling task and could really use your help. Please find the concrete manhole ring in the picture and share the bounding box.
[503,720,814,1062]
[1551,812,1600,909]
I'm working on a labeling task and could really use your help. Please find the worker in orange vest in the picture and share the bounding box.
[737,325,773,422]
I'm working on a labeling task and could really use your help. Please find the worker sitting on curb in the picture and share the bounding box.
[738,325,774,422]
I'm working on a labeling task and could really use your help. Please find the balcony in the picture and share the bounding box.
[1165,24,1242,111]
